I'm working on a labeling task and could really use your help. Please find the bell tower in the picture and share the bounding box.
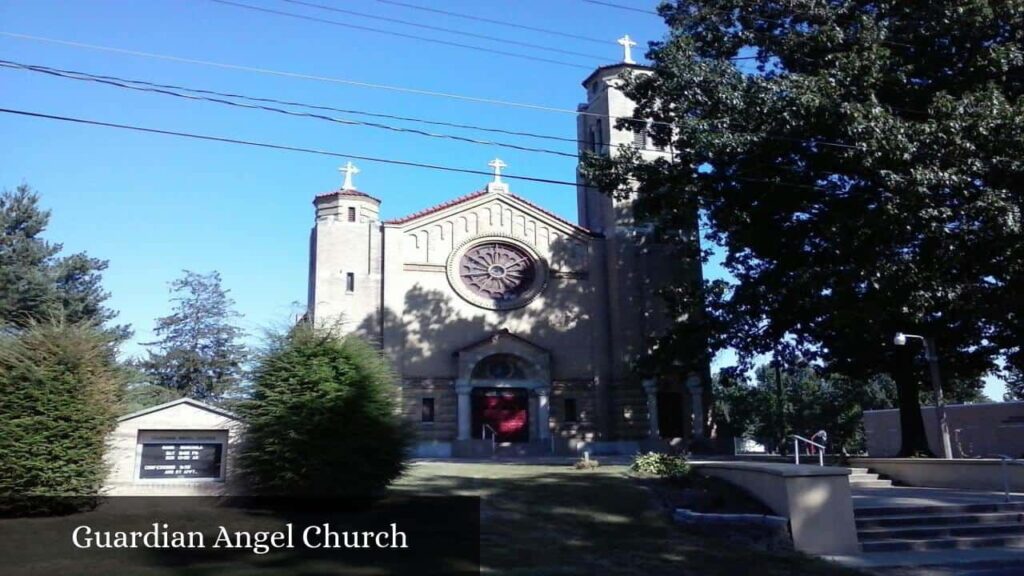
[577,36,710,443]
[308,162,383,334]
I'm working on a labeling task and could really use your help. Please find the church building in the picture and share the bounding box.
[308,39,709,457]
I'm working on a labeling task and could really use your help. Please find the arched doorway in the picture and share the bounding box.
[454,330,552,444]
[470,354,532,443]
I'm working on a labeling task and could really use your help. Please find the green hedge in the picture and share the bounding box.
[238,325,410,498]
[0,322,123,505]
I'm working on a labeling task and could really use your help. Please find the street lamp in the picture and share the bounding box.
[893,332,953,459]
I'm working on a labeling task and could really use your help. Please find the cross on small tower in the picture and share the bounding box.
[488,158,507,184]
[339,161,360,190]
[617,34,637,65]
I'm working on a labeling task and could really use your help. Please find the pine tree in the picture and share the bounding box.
[142,271,246,400]
[238,324,409,497]
[0,184,127,339]
[0,320,125,505]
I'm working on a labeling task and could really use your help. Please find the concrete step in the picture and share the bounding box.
[855,501,1024,519]
[848,467,871,474]
[849,479,894,488]
[859,522,1024,541]
[857,511,1024,529]
[860,533,1024,553]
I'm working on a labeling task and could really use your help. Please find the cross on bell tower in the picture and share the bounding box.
[339,161,360,190]
[617,34,637,65]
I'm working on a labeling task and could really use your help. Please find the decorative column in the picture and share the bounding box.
[535,387,551,440]
[687,373,704,439]
[642,379,659,438]
[456,383,472,441]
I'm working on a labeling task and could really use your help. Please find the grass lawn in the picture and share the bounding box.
[393,461,862,576]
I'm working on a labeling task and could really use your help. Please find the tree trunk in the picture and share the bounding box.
[892,351,934,457]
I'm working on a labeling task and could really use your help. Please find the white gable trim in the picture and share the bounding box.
[117,398,239,423]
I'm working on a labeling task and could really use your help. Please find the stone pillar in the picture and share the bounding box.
[456,383,472,441]
[536,387,551,440]
[687,373,704,439]
[642,379,659,438]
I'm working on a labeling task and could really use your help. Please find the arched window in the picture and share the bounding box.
[471,354,530,381]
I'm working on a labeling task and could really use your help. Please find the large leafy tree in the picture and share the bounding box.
[0,185,128,339]
[142,270,246,400]
[584,1,1022,455]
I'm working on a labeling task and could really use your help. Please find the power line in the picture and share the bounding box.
[0,32,643,121]
[374,0,610,45]
[581,0,913,48]
[0,59,580,158]
[0,107,845,194]
[208,0,593,70]
[582,0,659,17]
[0,107,585,187]
[0,33,863,150]
[280,0,608,61]
[0,59,678,155]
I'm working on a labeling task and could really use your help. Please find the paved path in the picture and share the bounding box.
[852,486,1024,509]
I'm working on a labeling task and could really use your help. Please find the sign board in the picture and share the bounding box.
[139,443,223,479]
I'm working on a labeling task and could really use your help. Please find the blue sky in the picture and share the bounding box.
[0,0,1006,399]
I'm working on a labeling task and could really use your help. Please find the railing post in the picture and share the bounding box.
[795,438,800,465]
[1003,458,1011,503]
[819,450,824,467]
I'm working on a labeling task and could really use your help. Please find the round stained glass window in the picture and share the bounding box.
[459,243,536,301]
[447,237,547,310]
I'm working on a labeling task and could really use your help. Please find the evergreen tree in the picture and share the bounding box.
[583,1,1021,456]
[238,324,410,498]
[0,320,125,505]
[0,185,127,339]
[142,270,246,400]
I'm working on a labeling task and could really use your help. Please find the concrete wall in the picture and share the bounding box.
[104,401,244,496]
[691,461,860,555]
[851,458,1024,492]
[863,401,1024,458]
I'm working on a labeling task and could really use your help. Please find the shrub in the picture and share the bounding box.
[0,321,124,507]
[238,325,411,498]
[630,452,691,479]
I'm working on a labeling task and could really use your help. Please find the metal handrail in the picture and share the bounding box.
[993,454,1024,503]
[792,434,826,467]
[481,424,497,454]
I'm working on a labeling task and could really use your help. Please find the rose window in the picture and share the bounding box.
[459,242,536,302]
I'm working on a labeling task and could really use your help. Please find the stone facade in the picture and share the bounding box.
[308,62,709,456]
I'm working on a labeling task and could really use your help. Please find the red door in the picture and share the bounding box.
[472,388,529,443]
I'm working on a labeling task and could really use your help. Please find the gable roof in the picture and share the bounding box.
[384,188,595,236]
[452,328,548,357]
[314,188,381,204]
[117,397,239,423]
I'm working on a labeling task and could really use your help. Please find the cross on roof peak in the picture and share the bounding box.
[487,158,509,193]
[617,34,637,65]
[339,161,360,190]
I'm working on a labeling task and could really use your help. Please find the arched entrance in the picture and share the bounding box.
[454,330,551,443]
[470,354,532,442]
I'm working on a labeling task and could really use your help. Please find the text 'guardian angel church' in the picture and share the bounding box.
[308,38,710,457]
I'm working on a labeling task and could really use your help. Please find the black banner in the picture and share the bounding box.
[0,496,480,575]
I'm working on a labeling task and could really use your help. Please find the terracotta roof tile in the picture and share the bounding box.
[382,189,489,225]
[313,188,381,203]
